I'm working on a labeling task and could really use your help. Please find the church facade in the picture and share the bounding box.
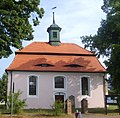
[6,12,106,109]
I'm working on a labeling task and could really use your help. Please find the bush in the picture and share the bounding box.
[51,100,64,116]
[7,90,26,114]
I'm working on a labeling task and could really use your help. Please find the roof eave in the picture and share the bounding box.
[6,69,106,73]
[15,51,96,56]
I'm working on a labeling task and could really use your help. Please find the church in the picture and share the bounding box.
[6,12,106,109]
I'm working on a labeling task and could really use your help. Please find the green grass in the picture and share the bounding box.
[0,105,66,116]
[1,109,70,118]
[87,105,120,115]
[23,108,66,116]
[75,105,120,114]
[23,109,54,115]
[0,105,7,114]
[0,104,120,116]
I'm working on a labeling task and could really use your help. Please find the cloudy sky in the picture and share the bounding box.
[0,0,106,77]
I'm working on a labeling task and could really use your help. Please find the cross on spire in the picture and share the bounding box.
[52,7,57,24]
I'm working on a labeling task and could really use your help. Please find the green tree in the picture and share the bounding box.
[105,45,120,94]
[0,0,44,58]
[81,0,120,94]
[0,73,8,105]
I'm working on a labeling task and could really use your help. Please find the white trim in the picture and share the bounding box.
[80,75,91,97]
[53,75,67,91]
[27,74,39,98]
[53,92,67,102]
[53,92,67,108]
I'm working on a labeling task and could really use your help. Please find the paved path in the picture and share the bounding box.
[82,113,120,118]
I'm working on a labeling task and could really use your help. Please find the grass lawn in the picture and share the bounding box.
[0,115,74,118]
[0,105,120,118]
[0,105,74,118]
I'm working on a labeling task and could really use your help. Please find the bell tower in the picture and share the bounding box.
[47,11,62,46]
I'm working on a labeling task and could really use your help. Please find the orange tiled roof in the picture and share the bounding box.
[6,42,106,73]
[16,42,93,55]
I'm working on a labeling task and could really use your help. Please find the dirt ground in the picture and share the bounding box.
[1,113,120,118]
[82,113,120,118]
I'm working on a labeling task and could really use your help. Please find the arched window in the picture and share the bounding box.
[29,76,37,96]
[54,76,65,89]
[81,77,90,96]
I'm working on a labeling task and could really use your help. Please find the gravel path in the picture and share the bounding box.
[82,113,120,118]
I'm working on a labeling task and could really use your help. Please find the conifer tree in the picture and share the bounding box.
[81,0,120,94]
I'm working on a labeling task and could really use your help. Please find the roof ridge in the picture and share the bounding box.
[16,42,94,55]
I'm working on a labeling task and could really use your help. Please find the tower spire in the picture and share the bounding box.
[53,12,55,24]
[47,7,62,46]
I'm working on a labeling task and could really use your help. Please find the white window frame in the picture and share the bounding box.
[54,92,66,101]
[80,75,91,97]
[53,75,67,91]
[27,74,39,98]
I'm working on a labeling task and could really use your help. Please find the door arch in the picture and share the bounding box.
[54,92,66,108]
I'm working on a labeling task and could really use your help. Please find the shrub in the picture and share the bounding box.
[7,90,26,114]
[51,100,64,116]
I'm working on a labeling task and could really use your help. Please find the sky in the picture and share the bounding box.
[0,0,106,78]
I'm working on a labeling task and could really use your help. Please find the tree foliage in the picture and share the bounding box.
[8,90,26,114]
[0,0,44,58]
[105,45,120,93]
[81,0,120,94]
[0,73,8,104]
[51,100,64,116]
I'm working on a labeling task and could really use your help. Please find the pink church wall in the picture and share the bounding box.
[7,71,105,109]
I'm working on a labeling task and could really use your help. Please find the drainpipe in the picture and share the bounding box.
[10,71,13,93]
[10,71,14,118]
[5,70,13,109]
[103,73,107,113]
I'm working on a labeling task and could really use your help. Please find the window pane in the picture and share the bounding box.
[53,32,57,38]
[82,77,89,95]
[29,76,37,95]
[55,76,64,88]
